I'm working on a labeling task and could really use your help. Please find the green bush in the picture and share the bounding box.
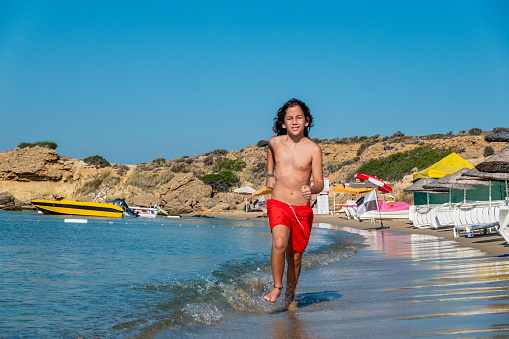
[171,163,189,173]
[200,170,240,192]
[483,146,495,157]
[126,169,175,189]
[355,145,452,182]
[214,159,246,172]
[468,128,482,135]
[75,178,103,195]
[256,140,269,147]
[83,155,111,168]
[18,141,58,149]
[112,163,129,176]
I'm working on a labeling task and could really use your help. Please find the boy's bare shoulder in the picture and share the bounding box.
[268,135,284,147]
[304,137,322,152]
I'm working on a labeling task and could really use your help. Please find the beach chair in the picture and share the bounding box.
[453,202,501,238]
[433,203,455,229]
[497,207,509,244]
[412,205,437,229]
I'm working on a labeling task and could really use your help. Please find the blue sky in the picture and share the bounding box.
[1,1,508,164]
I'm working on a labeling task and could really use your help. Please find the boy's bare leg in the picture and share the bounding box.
[285,246,302,308]
[264,225,290,303]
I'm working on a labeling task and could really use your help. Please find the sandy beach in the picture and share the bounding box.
[190,210,509,257]
[180,210,509,338]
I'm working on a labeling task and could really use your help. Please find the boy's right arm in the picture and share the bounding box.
[266,139,275,188]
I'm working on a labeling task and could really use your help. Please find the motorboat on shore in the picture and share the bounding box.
[130,206,158,218]
[31,186,137,218]
[31,199,125,218]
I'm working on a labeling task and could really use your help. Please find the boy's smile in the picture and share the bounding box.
[282,106,309,137]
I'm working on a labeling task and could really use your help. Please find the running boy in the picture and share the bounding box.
[264,98,323,306]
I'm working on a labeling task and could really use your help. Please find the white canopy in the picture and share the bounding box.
[234,186,256,211]
[234,186,256,194]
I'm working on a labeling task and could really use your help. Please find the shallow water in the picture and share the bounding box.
[200,224,509,339]
[0,211,364,338]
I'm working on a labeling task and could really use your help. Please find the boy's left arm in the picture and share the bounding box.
[301,146,324,199]
[309,146,324,194]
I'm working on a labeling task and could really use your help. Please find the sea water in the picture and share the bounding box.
[0,211,365,338]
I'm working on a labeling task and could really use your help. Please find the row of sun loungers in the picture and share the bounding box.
[338,199,509,245]
[410,200,509,239]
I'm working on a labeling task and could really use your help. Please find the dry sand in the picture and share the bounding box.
[189,210,509,257]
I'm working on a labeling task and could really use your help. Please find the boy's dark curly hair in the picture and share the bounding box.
[273,98,313,137]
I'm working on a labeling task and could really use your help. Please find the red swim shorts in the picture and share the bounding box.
[267,199,313,254]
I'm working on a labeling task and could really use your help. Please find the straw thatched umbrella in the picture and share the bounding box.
[423,170,477,203]
[449,168,492,186]
[462,167,509,181]
[462,167,509,199]
[475,147,509,173]
[404,177,442,192]
[404,177,449,205]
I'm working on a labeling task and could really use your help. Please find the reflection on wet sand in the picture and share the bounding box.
[201,223,509,338]
[320,224,509,337]
[269,311,309,339]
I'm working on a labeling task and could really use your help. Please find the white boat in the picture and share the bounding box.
[130,206,158,218]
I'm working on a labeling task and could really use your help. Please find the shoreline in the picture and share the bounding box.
[189,215,509,338]
[187,210,509,257]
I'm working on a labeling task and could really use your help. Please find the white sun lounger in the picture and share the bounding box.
[412,204,439,229]
[452,201,504,238]
[497,207,509,244]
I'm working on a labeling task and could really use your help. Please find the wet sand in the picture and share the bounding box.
[178,211,509,338]
[186,221,509,338]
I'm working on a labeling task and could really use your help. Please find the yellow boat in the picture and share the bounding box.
[31,199,124,218]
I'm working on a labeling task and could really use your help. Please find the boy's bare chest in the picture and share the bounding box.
[274,147,312,170]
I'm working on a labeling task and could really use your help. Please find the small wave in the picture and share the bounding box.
[131,229,366,337]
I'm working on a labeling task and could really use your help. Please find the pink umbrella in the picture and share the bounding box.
[354,173,393,193]
[354,173,393,229]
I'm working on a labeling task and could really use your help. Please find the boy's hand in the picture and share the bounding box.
[266,177,275,188]
[301,185,312,200]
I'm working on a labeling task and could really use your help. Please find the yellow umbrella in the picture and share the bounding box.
[252,186,272,197]
[334,186,374,194]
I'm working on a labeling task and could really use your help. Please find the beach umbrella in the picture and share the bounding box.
[423,170,477,203]
[462,167,509,198]
[333,184,374,214]
[475,147,509,173]
[354,173,393,193]
[252,186,272,197]
[403,177,442,192]
[234,186,256,211]
[473,147,509,199]
[334,185,371,194]
[354,173,392,229]
[463,167,509,181]
[403,177,448,205]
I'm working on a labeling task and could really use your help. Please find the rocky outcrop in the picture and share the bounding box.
[158,173,213,213]
[0,191,15,206]
[0,147,72,181]
[0,191,23,210]
[1,132,508,211]
[485,130,509,142]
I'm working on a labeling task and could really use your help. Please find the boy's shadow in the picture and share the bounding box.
[294,291,342,308]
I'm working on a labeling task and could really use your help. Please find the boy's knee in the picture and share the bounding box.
[272,236,287,251]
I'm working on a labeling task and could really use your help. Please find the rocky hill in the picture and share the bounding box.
[1,129,508,213]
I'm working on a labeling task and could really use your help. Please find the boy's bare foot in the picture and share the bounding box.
[264,286,282,303]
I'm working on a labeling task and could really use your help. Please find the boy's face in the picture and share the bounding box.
[282,105,309,137]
